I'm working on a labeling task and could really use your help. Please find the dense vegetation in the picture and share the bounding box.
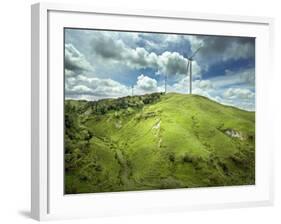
[64,93,255,194]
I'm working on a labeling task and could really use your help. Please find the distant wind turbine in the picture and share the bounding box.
[164,74,167,94]
[187,45,202,94]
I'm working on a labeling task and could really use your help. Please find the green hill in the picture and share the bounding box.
[64,92,255,194]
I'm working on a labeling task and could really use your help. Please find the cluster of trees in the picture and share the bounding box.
[65,102,124,193]
[85,92,164,115]
[64,103,93,172]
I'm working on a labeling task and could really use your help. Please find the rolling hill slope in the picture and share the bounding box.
[64,93,255,194]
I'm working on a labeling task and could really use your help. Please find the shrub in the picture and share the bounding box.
[165,151,176,163]
[182,153,193,163]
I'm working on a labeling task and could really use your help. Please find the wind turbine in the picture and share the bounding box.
[187,45,202,94]
[164,74,167,94]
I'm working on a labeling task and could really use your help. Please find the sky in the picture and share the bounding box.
[64,28,255,111]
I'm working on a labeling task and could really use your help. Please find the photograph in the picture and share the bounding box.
[64,28,255,194]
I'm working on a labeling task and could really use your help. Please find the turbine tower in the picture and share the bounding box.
[164,74,167,94]
[187,45,202,94]
[131,84,134,96]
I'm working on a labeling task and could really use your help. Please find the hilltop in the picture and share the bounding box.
[64,93,255,194]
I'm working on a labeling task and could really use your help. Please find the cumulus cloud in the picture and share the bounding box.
[65,74,130,100]
[66,73,160,100]
[217,96,255,111]
[158,52,200,77]
[136,74,158,92]
[171,76,189,93]
[71,85,93,95]
[193,79,213,90]
[193,86,255,111]
[223,88,255,100]
[90,32,201,78]
[126,48,158,69]
[211,67,255,88]
[65,44,93,72]
[168,74,255,111]
[171,77,212,95]
[225,68,255,86]
[65,69,77,77]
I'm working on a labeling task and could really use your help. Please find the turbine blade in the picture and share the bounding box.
[190,45,202,59]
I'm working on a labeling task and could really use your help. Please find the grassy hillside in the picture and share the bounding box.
[64,92,255,194]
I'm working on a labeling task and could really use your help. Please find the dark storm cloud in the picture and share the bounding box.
[65,43,92,72]
[91,33,126,60]
[195,36,255,65]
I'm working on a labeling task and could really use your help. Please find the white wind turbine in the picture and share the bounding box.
[186,45,202,94]
[164,74,167,94]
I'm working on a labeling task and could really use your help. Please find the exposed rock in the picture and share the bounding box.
[225,129,245,140]
[115,120,122,129]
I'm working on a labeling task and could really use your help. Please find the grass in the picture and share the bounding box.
[64,92,255,194]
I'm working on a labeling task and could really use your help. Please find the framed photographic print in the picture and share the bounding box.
[31,2,274,221]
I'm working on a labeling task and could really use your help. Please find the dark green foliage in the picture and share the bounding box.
[73,92,163,116]
[168,153,175,163]
[64,102,92,178]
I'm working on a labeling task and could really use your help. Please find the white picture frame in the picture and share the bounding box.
[31,2,274,221]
